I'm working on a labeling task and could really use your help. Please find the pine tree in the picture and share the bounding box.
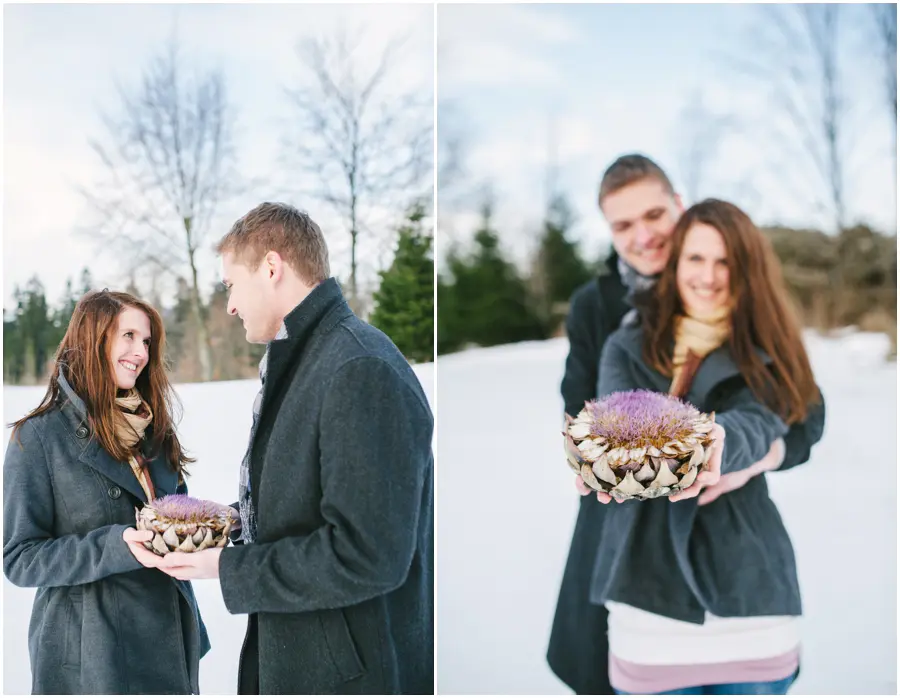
[20,277,52,382]
[370,203,435,364]
[3,287,26,384]
[436,269,463,355]
[445,204,544,349]
[80,267,94,296]
[531,194,591,335]
[51,277,79,352]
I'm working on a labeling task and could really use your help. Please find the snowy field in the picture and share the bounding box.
[3,364,433,695]
[436,331,897,695]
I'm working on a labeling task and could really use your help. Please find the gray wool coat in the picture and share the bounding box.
[217,278,434,695]
[590,325,819,622]
[548,262,826,695]
[3,372,210,695]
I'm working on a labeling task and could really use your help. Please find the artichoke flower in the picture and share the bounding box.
[564,390,717,501]
[136,494,236,556]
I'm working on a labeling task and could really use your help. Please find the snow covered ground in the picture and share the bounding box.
[2,364,433,695]
[436,332,897,695]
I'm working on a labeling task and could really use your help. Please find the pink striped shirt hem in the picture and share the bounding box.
[609,647,800,694]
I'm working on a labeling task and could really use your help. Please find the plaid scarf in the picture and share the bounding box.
[617,256,658,328]
[238,321,289,544]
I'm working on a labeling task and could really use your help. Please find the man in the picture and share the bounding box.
[156,202,434,695]
[546,155,825,694]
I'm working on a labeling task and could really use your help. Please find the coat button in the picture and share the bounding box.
[108,486,122,499]
[75,426,89,438]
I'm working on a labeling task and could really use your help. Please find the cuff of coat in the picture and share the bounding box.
[218,543,252,615]
[107,523,145,574]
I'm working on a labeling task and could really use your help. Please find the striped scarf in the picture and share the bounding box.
[238,322,289,544]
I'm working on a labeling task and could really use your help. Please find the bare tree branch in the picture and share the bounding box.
[724,4,849,233]
[78,36,244,381]
[868,3,897,198]
[280,25,433,312]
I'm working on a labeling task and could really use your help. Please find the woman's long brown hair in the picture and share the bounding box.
[640,199,821,425]
[10,290,194,474]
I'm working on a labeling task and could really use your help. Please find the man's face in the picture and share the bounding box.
[221,251,282,344]
[601,178,684,276]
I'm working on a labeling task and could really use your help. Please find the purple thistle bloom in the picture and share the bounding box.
[585,390,701,449]
[147,494,228,523]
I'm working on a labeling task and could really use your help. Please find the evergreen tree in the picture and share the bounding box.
[50,277,79,351]
[3,287,26,383]
[436,268,463,355]
[370,203,435,364]
[445,204,544,350]
[531,194,592,334]
[80,267,95,296]
[19,277,52,381]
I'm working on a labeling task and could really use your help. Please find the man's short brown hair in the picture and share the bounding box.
[598,154,675,207]
[215,202,331,285]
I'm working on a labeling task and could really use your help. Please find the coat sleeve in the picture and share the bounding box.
[713,386,790,477]
[561,285,602,418]
[218,356,434,615]
[776,388,826,472]
[3,421,143,588]
[598,340,791,478]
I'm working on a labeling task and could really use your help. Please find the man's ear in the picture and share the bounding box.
[674,193,685,214]
[265,251,283,281]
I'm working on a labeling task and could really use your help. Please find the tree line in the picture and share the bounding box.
[438,191,897,358]
[4,206,433,385]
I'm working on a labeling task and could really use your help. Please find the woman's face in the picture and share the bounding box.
[108,306,152,390]
[676,222,731,317]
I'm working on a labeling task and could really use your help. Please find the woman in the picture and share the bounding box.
[591,200,824,695]
[3,290,212,694]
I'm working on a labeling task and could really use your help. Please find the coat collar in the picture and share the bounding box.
[262,278,353,397]
[57,369,179,503]
[611,326,772,404]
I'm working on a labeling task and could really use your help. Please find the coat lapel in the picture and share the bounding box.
[249,280,353,493]
[58,373,178,504]
[613,327,772,405]
[256,279,353,425]
[77,438,148,503]
[143,443,180,499]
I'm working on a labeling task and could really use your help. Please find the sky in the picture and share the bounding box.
[3,3,433,309]
[437,3,897,269]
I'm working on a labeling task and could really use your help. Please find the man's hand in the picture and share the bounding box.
[698,436,785,506]
[155,548,224,581]
[123,528,164,569]
[669,423,726,503]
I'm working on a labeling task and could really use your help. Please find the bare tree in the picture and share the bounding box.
[868,3,897,190]
[673,92,736,204]
[282,27,433,313]
[727,5,848,233]
[79,38,243,382]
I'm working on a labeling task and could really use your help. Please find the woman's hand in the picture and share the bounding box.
[122,527,163,568]
[575,474,615,503]
[669,422,726,503]
[575,422,729,504]
[698,436,785,506]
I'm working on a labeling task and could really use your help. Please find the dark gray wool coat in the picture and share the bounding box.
[3,371,210,695]
[547,256,826,695]
[217,278,434,695]
[590,325,816,620]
